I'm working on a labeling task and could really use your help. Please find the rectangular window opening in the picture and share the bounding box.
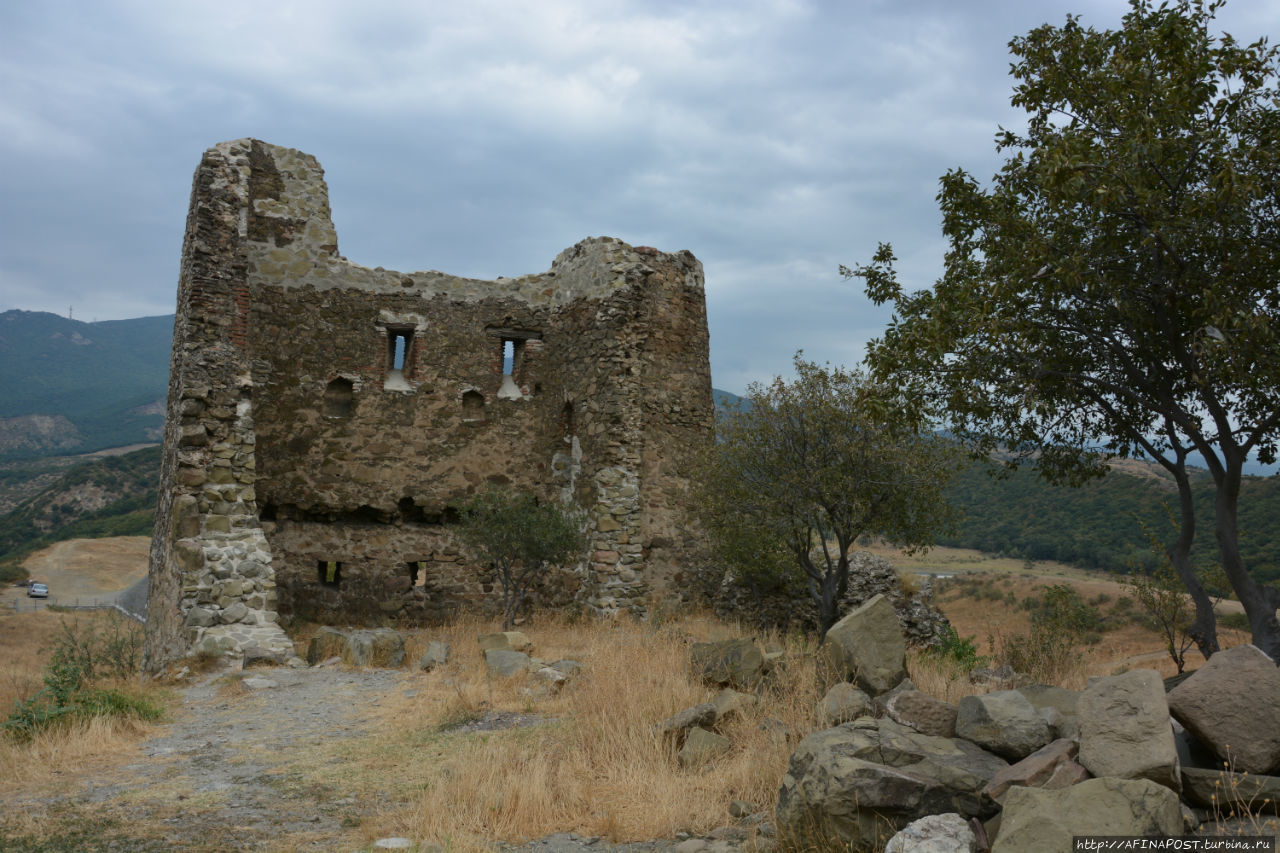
[388,329,413,372]
[409,561,428,588]
[317,560,342,587]
[502,339,517,376]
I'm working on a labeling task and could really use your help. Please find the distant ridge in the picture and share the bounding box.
[0,310,172,459]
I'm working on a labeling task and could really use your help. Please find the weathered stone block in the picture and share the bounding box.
[1078,669,1179,792]
[1168,644,1280,775]
[819,594,907,696]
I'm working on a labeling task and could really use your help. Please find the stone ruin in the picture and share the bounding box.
[143,139,713,671]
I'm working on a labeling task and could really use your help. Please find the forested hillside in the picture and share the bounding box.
[941,459,1280,584]
[0,446,160,581]
[0,310,172,459]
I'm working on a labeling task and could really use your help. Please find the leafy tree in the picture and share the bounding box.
[849,0,1280,659]
[699,355,958,640]
[455,487,586,630]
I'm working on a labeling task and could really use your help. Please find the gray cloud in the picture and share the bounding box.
[2,0,1277,391]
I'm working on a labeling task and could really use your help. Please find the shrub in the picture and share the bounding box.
[3,614,157,742]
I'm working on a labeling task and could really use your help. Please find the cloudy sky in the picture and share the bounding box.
[2,0,1277,396]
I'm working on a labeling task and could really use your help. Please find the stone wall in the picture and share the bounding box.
[144,139,713,671]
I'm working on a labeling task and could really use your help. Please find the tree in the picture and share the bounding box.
[699,356,958,640]
[455,487,586,630]
[849,0,1280,659]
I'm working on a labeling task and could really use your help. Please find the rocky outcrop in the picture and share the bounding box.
[1168,644,1280,775]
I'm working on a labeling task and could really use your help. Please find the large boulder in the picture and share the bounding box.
[689,638,765,690]
[1168,644,1280,776]
[776,718,1006,849]
[1078,669,1180,791]
[819,594,907,696]
[992,778,1181,852]
[955,690,1051,761]
[342,629,406,667]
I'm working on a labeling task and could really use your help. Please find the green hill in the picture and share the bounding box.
[0,445,160,581]
[0,311,172,459]
[940,458,1280,585]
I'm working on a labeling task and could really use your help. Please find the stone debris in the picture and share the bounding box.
[1168,643,1280,775]
[818,593,908,696]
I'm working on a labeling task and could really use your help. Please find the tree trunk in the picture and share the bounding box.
[817,570,841,643]
[1168,465,1218,660]
[1212,460,1280,661]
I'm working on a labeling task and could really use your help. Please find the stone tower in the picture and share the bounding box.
[143,139,713,670]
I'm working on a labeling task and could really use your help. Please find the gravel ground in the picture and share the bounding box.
[2,664,773,853]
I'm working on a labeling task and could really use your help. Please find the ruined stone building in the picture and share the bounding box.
[144,139,713,670]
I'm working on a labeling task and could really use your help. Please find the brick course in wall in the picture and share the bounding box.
[143,139,713,670]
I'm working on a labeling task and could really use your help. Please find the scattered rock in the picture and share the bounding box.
[884,813,976,853]
[306,626,347,665]
[819,594,907,696]
[728,800,753,819]
[240,675,277,691]
[678,727,731,768]
[342,629,406,668]
[689,638,765,690]
[1017,683,1080,740]
[548,659,583,678]
[1168,644,1280,775]
[478,631,534,654]
[485,649,532,678]
[655,703,718,744]
[816,682,872,727]
[416,640,451,671]
[1078,670,1180,791]
[992,778,1182,852]
[955,690,1051,761]
[711,688,757,723]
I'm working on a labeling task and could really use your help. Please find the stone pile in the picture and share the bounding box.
[712,550,952,646]
[772,607,1280,852]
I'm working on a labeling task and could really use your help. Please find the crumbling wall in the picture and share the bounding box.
[145,139,713,670]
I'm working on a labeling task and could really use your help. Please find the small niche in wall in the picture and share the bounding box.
[461,389,485,421]
[324,378,355,417]
[562,400,576,437]
[408,561,427,588]
[317,560,342,586]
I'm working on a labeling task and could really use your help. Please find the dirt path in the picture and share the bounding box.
[4,664,410,851]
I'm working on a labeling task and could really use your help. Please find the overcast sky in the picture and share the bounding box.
[2,0,1277,397]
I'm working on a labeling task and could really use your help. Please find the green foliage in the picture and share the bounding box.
[992,584,1100,684]
[455,487,586,630]
[851,0,1280,654]
[0,445,160,578]
[927,626,987,673]
[4,614,157,742]
[699,355,960,638]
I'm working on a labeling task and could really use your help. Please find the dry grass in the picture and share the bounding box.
[272,612,820,851]
[0,608,169,795]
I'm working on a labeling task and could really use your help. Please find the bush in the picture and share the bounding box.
[927,626,987,673]
[3,614,157,741]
